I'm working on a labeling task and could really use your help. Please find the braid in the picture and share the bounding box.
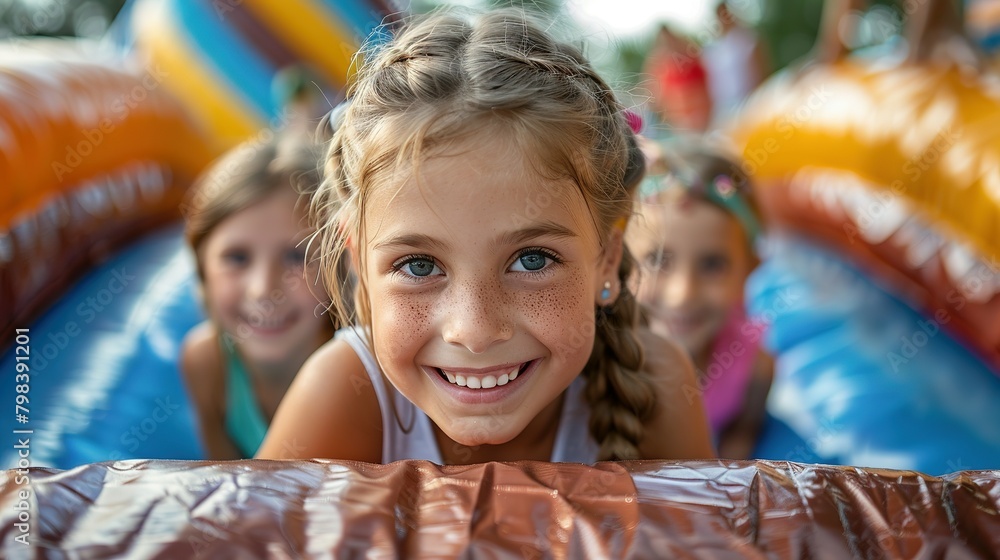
[583,244,657,461]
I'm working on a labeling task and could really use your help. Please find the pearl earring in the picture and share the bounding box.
[601,281,611,301]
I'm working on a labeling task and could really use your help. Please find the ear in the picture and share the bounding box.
[344,233,361,277]
[336,213,361,276]
[594,226,625,304]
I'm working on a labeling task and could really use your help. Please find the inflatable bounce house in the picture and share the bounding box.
[727,0,1000,475]
[1,0,999,556]
[0,0,396,468]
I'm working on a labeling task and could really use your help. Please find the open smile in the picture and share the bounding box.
[239,312,297,335]
[425,360,540,404]
[433,360,535,390]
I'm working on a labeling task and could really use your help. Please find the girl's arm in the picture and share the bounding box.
[717,351,774,460]
[255,337,383,462]
[180,322,242,460]
[636,328,717,460]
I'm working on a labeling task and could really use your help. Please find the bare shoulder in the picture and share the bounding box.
[636,328,716,460]
[636,328,692,385]
[180,322,243,459]
[256,336,383,462]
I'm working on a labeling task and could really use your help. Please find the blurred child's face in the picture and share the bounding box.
[361,130,616,449]
[628,196,752,358]
[201,189,329,366]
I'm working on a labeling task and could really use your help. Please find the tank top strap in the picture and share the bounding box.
[335,327,441,464]
[221,337,269,458]
[550,376,600,463]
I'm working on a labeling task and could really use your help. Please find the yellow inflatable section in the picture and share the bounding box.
[131,0,259,146]
[729,57,1000,372]
[732,62,1000,260]
[128,0,395,148]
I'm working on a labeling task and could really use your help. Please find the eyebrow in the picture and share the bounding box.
[372,221,578,253]
[496,222,578,248]
[373,233,449,253]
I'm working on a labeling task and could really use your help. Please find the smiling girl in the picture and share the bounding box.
[257,9,714,464]
[181,133,336,459]
[628,141,772,459]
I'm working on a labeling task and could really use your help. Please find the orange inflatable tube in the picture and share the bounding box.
[0,40,218,342]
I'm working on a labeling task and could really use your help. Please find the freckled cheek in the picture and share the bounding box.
[373,290,433,363]
[517,276,594,362]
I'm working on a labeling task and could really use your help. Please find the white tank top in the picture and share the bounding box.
[337,327,600,464]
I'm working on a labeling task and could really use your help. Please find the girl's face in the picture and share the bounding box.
[628,196,752,358]
[361,131,616,448]
[201,189,329,366]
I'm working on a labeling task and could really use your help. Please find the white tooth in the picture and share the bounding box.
[509,369,518,381]
[445,372,456,383]
[466,376,481,389]
[456,375,467,387]
[497,373,509,386]
[481,375,497,389]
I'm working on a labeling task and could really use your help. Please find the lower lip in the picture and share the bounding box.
[426,360,540,406]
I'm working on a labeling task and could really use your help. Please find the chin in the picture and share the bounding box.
[440,418,523,448]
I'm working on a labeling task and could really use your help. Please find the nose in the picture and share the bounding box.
[246,261,282,302]
[441,280,514,354]
[660,266,698,309]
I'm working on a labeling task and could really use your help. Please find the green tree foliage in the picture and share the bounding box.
[0,0,127,38]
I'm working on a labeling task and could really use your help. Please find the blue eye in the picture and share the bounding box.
[393,256,442,279]
[510,249,559,273]
[222,250,249,267]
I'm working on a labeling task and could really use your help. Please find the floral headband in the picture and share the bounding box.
[639,166,763,249]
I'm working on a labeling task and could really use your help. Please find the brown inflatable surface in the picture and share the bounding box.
[1,459,998,557]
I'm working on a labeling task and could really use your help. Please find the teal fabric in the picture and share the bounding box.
[222,340,269,458]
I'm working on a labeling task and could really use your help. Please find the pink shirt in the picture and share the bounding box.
[701,308,765,435]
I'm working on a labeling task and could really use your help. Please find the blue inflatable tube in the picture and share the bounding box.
[748,235,1000,475]
[0,224,205,469]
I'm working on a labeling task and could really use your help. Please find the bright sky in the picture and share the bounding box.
[433,0,722,41]
[569,0,718,39]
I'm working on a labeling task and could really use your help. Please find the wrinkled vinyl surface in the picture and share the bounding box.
[1,459,998,558]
